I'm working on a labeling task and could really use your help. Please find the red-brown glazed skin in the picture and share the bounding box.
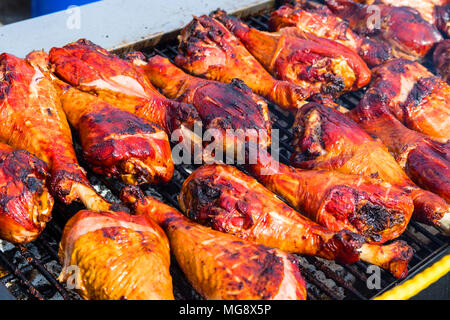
[325,0,443,60]
[434,39,450,85]
[54,79,174,185]
[49,39,199,134]
[129,54,272,153]
[178,165,413,279]
[0,53,104,207]
[268,1,392,67]
[0,143,53,243]
[349,89,450,207]
[121,186,307,300]
[179,164,364,264]
[353,0,450,37]
[58,209,174,300]
[290,102,450,231]
[175,15,313,111]
[247,153,413,244]
[213,10,371,97]
[367,59,450,141]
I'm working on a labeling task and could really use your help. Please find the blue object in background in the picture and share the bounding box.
[31,0,100,17]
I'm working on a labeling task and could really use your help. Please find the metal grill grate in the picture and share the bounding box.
[0,5,448,301]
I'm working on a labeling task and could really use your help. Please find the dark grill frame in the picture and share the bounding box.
[0,3,448,301]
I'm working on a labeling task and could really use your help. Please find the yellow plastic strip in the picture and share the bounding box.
[374,254,450,300]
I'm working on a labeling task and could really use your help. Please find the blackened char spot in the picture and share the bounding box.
[25,176,41,193]
[403,77,437,109]
[189,178,222,207]
[325,229,364,264]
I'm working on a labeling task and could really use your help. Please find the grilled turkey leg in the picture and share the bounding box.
[352,0,450,37]
[325,0,443,60]
[212,10,371,96]
[53,80,174,185]
[129,53,272,157]
[291,101,450,233]
[268,1,392,67]
[58,209,174,300]
[247,152,413,244]
[0,143,53,243]
[175,15,313,111]
[121,186,307,300]
[49,39,199,134]
[179,164,413,278]
[349,89,450,215]
[27,50,174,186]
[0,53,111,211]
[367,59,450,141]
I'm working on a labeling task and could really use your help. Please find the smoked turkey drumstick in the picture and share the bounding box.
[246,152,413,244]
[0,53,112,211]
[55,82,174,186]
[349,88,450,213]
[212,10,371,96]
[179,165,413,279]
[0,143,53,243]
[58,209,174,300]
[325,0,443,60]
[128,53,272,159]
[290,102,450,234]
[28,50,174,186]
[121,186,307,300]
[268,0,392,67]
[175,15,314,112]
[352,0,450,37]
[49,39,199,135]
[365,59,450,142]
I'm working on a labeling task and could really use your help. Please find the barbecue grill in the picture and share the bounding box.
[0,0,448,300]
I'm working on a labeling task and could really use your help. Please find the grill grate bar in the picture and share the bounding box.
[0,251,45,300]
[409,222,445,246]
[297,263,342,300]
[15,245,73,300]
[303,256,367,300]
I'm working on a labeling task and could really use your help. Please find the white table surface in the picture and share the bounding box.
[0,0,270,58]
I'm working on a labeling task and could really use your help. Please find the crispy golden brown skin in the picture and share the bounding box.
[0,143,53,243]
[349,89,450,221]
[121,186,307,300]
[0,53,110,211]
[58,209,174,300]
[353,0,450,37]
[291,102,450,233]
[247,153,413,244]
[213,10,371,97]
[179,165,413,278]
[175,15,313,112]
[268,1,392,67]
[325,0,443,60]
[434,39,450,85]
[49,39,199,134]
[367,59,450,141]
[129,53,271,156]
